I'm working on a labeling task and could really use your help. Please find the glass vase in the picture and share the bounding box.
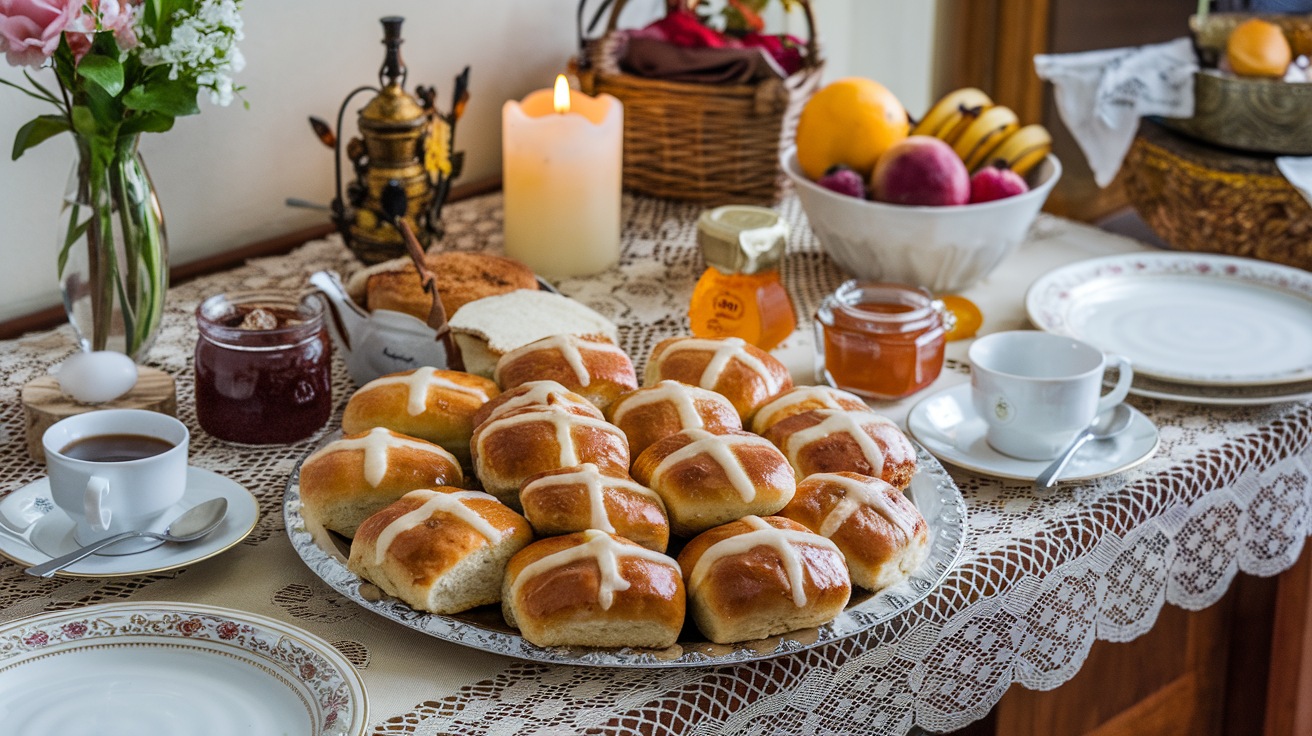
[58,134,168,361]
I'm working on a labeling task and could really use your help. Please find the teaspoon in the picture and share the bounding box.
[1033,404,1134,490]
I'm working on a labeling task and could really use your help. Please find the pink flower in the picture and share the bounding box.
[0,0,81,68]
[93,0,138,50]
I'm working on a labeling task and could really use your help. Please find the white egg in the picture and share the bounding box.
[57,351,139,404]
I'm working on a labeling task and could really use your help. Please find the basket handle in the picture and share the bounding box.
[578,0,819,66]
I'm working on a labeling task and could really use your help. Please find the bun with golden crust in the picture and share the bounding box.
[502,530,685,649]
[605,380,742,459]
[299,427,463,538]
[676,515,850,644]
[359,251,540,321]
[341,367,499,466]
[470,405,630,509]
[630,428,795,537]
[494,334,638,411]
[519,463,670,553]
[779,472,928,592]
[472,380,602,431]
[643,336,793,422]
[763,409,917,489]
[348,489,533,615]
[750,385,870,435]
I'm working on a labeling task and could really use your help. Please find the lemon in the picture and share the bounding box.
[796,78,910,180]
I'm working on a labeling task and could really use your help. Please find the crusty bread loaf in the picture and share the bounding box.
[299,427,463,537]
[341,367,499,466]
[677,515,850,644]
[494,334,637,411]
[470,404,630,508]
[763,409,917,490]
[450,290,620,378]
[519,463,670,553]
[355,251,540,323]
[779,472,929,592]
[630,428,795,537]
[606,380,742,460]
[750,386,870,435]
[471,380,602,431]
[644,336,792,422]
[348,489,533,615]
[502,530,685,649]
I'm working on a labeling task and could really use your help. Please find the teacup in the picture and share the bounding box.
[42,409,189,548]
[969,331,1133,460]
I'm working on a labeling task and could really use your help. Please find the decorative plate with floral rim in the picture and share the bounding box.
[0,602,368,735]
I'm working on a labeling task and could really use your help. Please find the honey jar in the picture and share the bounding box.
[688,205,796,351]
[814,281,947,400]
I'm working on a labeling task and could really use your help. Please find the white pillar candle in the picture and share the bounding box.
[502,76,623,279]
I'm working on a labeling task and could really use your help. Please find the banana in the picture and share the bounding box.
[911,87,993,140]
[982,124,1052,176]
[953,105,1021,171]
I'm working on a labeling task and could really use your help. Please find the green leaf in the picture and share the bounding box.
[0,76,62,108]
[124,79,199,117]
[121,112,176,136]
[78,54,125,97]
[11,115,70,160]
[71,105,98,137]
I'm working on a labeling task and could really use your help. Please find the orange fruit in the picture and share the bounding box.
[796,78,910,180]
[939,295,983,342]
[1227,19,1291,78]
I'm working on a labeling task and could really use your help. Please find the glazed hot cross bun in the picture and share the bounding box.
[472,380,602,430]
[605,380,742,459]
[519,463,670,553]
[763,409,917,489]
[750,385,870,435]
[494,334,638,411]
[644,336,793,422]
[342,367,499,466]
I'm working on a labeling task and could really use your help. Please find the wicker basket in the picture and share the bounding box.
[575,0,823,205]
[1123,120,1312,270]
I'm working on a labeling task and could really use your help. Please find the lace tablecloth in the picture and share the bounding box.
[2,192,1310,735]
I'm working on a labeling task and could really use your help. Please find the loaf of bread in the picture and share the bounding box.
[471,380,602,431]
[631,428,795,537]
[519,463,670,553]
[299,427,464,537]
[354,251,540,323]
[348,489,533,615]
[450,290,620,378]
[502,530,685,649]
[494,334,638,411]
[750,385,870,435]
[605,380,742,459]
[677,515,850,644]
[779,472,929,592]
[644,336,792,421]
[341,367,499,466]
[471,404,630,508]
[763,409,917,489]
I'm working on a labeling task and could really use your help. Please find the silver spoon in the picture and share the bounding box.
[26,498,228,578]
[1033,404,1135,490]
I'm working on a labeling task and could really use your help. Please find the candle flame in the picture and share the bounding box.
[553,74,571,114]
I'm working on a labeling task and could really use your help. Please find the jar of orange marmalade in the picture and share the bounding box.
[688,206,796,351]
[814,281,947,399]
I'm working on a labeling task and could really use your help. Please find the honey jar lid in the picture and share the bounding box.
[697,205,789,274]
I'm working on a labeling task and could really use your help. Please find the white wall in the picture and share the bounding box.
[0,0,936,323]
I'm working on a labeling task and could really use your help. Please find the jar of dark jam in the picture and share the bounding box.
[195,291,332,444]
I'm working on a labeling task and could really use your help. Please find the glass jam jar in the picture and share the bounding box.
[814,281,947,400]
[195,291,332,444]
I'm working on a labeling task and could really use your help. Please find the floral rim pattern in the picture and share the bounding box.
[0,602,367,735]
[283,440,966,668]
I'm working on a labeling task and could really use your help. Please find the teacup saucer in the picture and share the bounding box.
[0,467,258,578]
[906,383,1160,483]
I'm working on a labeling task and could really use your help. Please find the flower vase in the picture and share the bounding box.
[59,134,168,361]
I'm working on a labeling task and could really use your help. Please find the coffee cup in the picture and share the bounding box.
[968,331,1133,460]
[42,409,189,547]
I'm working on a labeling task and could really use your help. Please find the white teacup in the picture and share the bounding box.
[969,331,1133,460]
[42,409,190,549]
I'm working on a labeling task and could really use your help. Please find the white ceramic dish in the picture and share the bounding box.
[0,602,367,736]
[782,147,1061,292]
[0,467,258,578]
[906,383,1160,483]
[1027,253,1312,387]
[1125,373,1312,406]
[284,437,966,668]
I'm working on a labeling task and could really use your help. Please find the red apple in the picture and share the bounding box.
[870,136,970,206]
[969,165,1029,204]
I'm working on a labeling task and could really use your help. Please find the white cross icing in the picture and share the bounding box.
[509,529,678,611]
[689,515,840,608]
[362,368,491,416]
[305,427,457,487]
[372,489,504,566]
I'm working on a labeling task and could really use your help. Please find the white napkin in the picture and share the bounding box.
[1276,156,1312,208]
[1035,37,1198,187]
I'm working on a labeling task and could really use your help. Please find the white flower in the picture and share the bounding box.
[137,0,244,106]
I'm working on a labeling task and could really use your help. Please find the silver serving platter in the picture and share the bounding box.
[284,441,965,668]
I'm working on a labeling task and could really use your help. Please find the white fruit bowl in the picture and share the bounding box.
[782,148,1061,293]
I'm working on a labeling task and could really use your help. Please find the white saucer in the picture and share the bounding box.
[0,467,258,578]
[906,383,1160,483]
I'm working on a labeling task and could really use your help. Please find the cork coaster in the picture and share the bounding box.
[21,367,177,463]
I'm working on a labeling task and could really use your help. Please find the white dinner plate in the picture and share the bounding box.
[1026,253,1312,387]
[0,467,258,578]
[906,383,1160,483]
[0,602,367,735]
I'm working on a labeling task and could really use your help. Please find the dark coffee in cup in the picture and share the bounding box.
[60,434,175,463]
